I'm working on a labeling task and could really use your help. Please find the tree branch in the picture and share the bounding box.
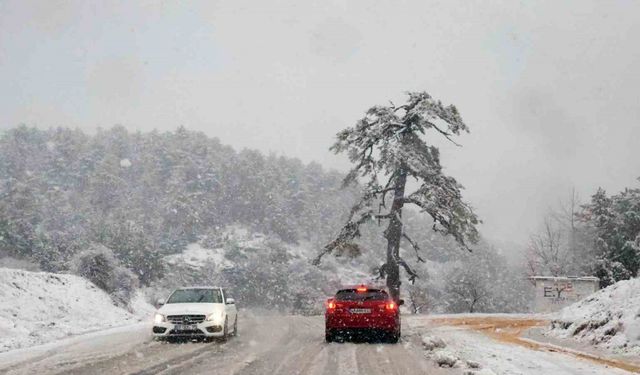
[426,121,462,147]
[397,256,419,284]
[402,232,426,263]
[377,263,389,280]
[312,211,373,265]
[403,196,474,252]
[380,172,397,209]
[372,187,396,196]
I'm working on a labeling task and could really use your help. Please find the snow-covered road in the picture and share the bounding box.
[0,314,636,375]
[0,313,446,375]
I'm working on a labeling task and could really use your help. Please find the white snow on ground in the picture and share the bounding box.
[406,315,636,375]
[164,242,231,270]
[420,324,633,375]
[0,268,153,352]
[548,277,640,355]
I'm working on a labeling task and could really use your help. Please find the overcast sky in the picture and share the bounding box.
[1,0,639,247]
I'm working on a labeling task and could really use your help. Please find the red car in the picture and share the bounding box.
[325,285,403,343]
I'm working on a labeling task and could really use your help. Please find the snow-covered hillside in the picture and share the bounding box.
[549,278,640,355]
[0,268,153,352]
[156,225,376,314]
[165,225,373,284]
[165,242,232,270]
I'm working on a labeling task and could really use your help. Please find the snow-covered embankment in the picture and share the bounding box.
[549,277,640,355]
[0,268,153,352]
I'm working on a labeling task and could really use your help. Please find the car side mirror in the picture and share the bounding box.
[398,299,405,306]
[226,298,235,305]
[156,298,165,307]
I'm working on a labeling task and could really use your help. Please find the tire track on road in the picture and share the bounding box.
[355,343,397,375]
[321,343,341,375]
[234,316,322,375]
[131,341,227,375]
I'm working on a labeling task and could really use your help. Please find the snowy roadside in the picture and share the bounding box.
[0,268,154,353]
[404,315,637,375]
[546,278,640,357]
[0,321,150,370]
[410,277,640,373]
[526,326,640,368]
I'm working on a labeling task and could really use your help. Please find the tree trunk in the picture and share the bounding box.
[385,167,407,303]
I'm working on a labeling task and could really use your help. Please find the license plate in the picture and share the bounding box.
[350,308,371,314]
[174,324,198,330]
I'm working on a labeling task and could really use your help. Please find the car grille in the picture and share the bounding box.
[168,328,205,336]
[167,314,206,324]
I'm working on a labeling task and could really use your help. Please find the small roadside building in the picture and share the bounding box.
[528,276,600,313]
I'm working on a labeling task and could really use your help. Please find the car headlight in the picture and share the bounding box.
[206,312,223,323]
[154,313,166,324]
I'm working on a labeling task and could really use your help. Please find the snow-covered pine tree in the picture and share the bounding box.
[580,184,640,287]
[313,91,480,302]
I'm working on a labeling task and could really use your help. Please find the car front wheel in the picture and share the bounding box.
[221,317,229,341]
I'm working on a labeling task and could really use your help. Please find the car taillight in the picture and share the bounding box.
[326,298,337,312]
[385,302,397,311]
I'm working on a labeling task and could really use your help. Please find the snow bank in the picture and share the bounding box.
[0,268,152,352]
[419,332,494,371]
[432,349,460,367]
[549,277,640,353]
[421,334,447,350]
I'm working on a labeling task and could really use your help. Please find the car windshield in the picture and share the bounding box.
[166,289,222,304]
[335,289,388,301]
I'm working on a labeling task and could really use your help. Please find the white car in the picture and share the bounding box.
[152,287,238,340]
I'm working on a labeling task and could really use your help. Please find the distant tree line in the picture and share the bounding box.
[526,181,640,288]
[0,125,531,313]
[0,125,356,287]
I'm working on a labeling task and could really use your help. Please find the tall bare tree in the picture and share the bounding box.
[526,217,569,277]
[312,91,480,302]
[443,265,490,313]
[526,189,596,278]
